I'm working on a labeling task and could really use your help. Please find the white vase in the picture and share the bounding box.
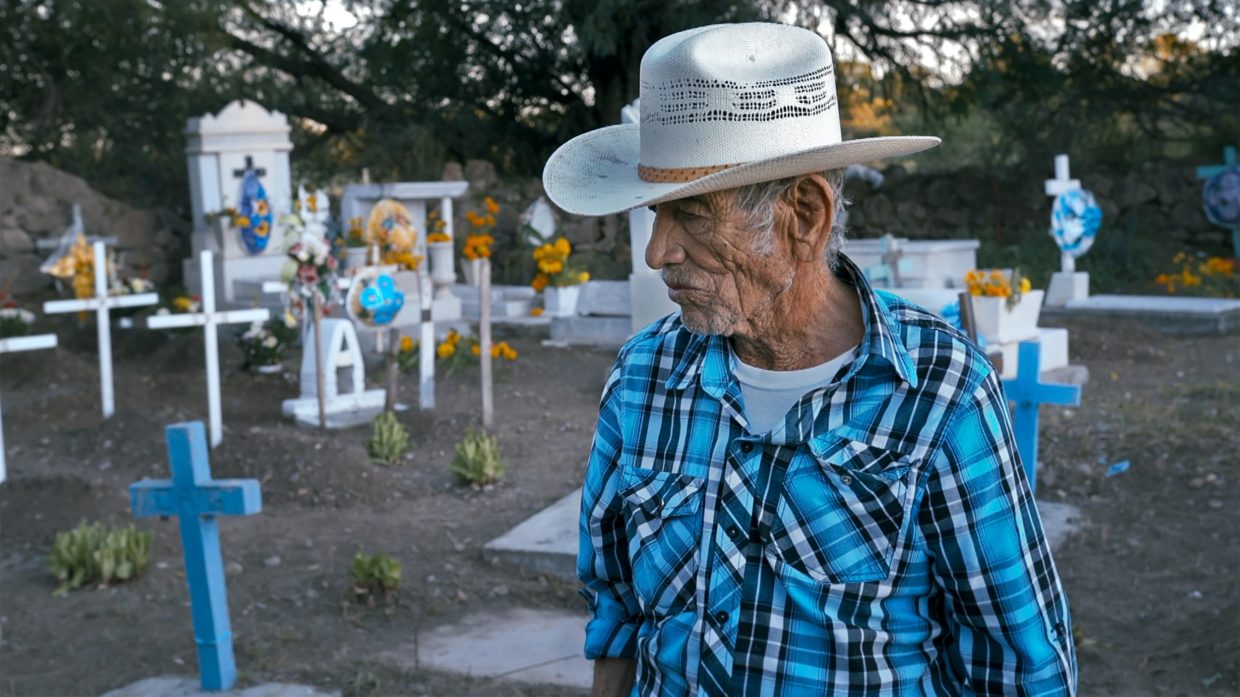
[461,258,482,287]
[971,289,1044,344]
[255,363,283,374]
[544,285,581,317]
[344,246,370,272]
[428,241,456,287]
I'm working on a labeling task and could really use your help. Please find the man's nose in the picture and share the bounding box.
[646,211,684,270]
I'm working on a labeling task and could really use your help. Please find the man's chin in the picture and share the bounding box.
[678,309,733,337]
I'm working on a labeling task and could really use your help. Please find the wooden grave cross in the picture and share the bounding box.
[479,258,493,428]
[1001,341,1081,493]
[130,421,261,692]
[0,333,58,483]
[147,251,270,447]
[1195,145,1239,259]
[230,155,267,179]
[1044,154,1083,274]
[42,241,159,418]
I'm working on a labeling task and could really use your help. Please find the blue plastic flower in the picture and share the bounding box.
[1051,189,1102,258]
[359,274,404,325]
[1203,166,1240,228]
[237,170,274,256]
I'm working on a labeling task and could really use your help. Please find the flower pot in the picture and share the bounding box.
[544,285,581,317]
[428,241,456,286]
[344,246,370,272]
[255,363,283,374]
[970,289,1043,344]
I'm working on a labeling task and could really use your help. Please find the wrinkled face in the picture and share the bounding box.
[646,191,794,336]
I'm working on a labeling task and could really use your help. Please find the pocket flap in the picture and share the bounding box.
[810,437,916,479]
[621,469,704,518]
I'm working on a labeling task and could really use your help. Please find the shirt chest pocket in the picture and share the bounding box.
[620,467,705,615]
[769,443,923,584]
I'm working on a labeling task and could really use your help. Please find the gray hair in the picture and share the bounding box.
[734,169,848,269]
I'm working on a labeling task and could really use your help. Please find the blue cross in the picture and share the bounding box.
[1196,145,1239,258]
[129,422,261,691]
[1001,342,1081,493]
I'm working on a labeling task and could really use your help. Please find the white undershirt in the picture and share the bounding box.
[733,347,857,434]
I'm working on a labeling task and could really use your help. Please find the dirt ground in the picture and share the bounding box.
[0,314,1236,696]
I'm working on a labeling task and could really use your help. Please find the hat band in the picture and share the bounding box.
[638,162,737,183]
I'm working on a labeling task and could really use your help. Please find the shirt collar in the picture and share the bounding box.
[665,253,919,392]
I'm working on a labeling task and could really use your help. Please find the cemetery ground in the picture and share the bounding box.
[0,316,1236,697]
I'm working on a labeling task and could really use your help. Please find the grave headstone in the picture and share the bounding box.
[339,181,469,324]
[280,318,386,427]
[1043,154,1095,307]
[0,332,58,483]
[129,422,261,692]
[147,251,270,447]
[42,241,158,418]
[844,238,979,290]
[1002,341,1082,492]
[184,100,294,305]
[1196,145,1240,259]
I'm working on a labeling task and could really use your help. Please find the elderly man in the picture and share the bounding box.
[543,22,1076,696]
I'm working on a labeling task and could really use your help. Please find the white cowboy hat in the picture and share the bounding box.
[542,22,940,217]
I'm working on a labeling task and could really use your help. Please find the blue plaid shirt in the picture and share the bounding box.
[578,257,1077,696]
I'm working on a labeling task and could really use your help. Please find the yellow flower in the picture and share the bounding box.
[255,220,270,237]
[445,329,461,345]
[427,232,451,244]
[173,296,193,312]
[554,237,571,256]
[471,343,481,356]
[1019,277,1031,294]
[531,273,549,292]
[232,215,251,228]
[307,193,318,212]
[578,271,590,283]
[436,341,455,359]
[484,196,500,215]
[400,336,414,353]
[530,307,544,317]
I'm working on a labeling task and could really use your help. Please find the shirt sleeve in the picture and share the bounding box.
[919,368,1078,694]
[578,355,642,660]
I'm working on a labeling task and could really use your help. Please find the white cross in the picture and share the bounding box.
[147,251,270,448]
[43,241,159,418]
[1044,154,1084,273]
[0,333,59,483]
[1044,154,1081,197]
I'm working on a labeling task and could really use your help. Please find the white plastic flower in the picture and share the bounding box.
[262,335,278,348]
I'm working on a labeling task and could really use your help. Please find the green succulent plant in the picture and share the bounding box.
[450,428,505,486]
[350,551,402,606]
[49,522,152,596]
[367,411,410,465]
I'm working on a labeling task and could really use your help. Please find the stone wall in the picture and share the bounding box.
[842,159,1227,249]
[0,157,189,296]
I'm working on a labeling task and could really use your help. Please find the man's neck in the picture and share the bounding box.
[730,265,864,371]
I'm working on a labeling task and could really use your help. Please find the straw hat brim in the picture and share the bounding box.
[543,124,940,217]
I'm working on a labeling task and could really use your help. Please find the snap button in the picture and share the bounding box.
[714,610,729,624]
[841,475,853,485]
[726,525,740,539]
[740,442,754,454]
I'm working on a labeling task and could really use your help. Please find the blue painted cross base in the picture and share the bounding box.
[1001,341,1081,493]
[129,422,262,691]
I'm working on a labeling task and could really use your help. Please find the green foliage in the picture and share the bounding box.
[450,428,505,486]
[0,315,32,339]
[49,522,152,596]
[350,551,402,606]
[366,411,410,465]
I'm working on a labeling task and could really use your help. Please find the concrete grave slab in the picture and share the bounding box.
[1045,294,1240,335]
[550,315,632,347]
[385,608,591,690]
[484,490,580,580]
[577,281,632,317]
[1037,501,1083,550]
[101,676,338,697]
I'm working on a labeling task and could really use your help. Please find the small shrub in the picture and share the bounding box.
[450,428,505,486]
[350,551,402,606]
[49,522,152,595]
[367,411,409,465]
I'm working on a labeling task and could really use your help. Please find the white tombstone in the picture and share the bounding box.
[622,99,681,332]
[281,318,386,427]
[0,333,58,482]
[844,238,980,290]
[147,251,270,447]
[1044,154,1090,306]
[340,181,470,324]
[184,100,294,304]
[42,242,159,418]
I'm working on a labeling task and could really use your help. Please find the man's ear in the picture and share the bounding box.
[779,175,834,263]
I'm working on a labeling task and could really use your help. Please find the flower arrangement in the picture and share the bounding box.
[345,216,368,248]
[531,237,589,291]
[964,268,1031,309]
[432,330,519,375]
[462,197,499,261]
[1154,253,1238,297]
[397,335,419,373]
[365,200,422,271]
[235,318,296,370]
[43,233,95,300]
[470,340,519,361]
[426,208,450,243]
[281,186,340,308]
[0,305,34,338]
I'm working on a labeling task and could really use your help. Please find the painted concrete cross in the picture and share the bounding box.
[1196,145,1239,259]
[43,241,159,418]
[1044,154,1083,274]
[0,333,58,483]
[1001,341,1081,493]
[129,421,261,692]
[148,251,270,447]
